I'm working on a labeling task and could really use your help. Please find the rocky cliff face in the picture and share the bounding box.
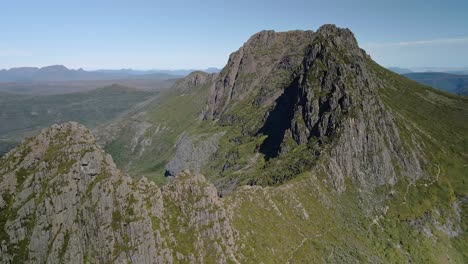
[0,123,238,263]
[204,29,315,119]
[165,132,225,177]
[204,24,425,190]
[94,70,216,179]
[173,71,217,92]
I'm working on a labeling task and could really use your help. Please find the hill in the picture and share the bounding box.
[403,72,468,95]
[388,67,413,74]
[0,65,180,83]
[1,25,467,262]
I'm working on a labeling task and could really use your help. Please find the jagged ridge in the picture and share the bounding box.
[0,123,239,263]
[200,25,424,189]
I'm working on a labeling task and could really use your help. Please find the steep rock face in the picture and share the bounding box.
[0,123,238,263]
[172,71,218,92]
[95,70,216,179]
[165,132,225,177]
[279,25,424,190]
[204,25,425,190]
[204,29,315,119]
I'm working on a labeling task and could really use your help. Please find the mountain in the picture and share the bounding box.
[1,25,467,263]
[403,72,468,95]
[108,68,222,76]
[388,67,413,74]
[0,65,181,83]
[409,67,468,74]
[0,123,238,263]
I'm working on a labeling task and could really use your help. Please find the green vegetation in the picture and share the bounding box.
[368,60,468,259]
[15,167,29,187]
[58,231,70,262]
[86,166,110,195]
[111,210,122,231]
[105,80,212,183]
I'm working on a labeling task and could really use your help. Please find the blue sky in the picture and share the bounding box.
[0,0,467,70]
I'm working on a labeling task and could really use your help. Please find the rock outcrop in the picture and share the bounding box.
[204,24,425,190]
[172,71,218,92]
[165,132,225,177]
[0,122,238,263]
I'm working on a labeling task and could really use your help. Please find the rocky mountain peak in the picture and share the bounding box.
[172,70,217,91]
[243,29,316,49]
[39,65,69,72]
[204,25,366,120]
[0,122,239,263]
[202,25,425,190]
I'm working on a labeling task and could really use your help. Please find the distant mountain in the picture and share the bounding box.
[403,72,468,95]
[388,66,468,75]
[387,67,413,74]
[0,78,178,95]
[204,67,222,73]
[95,67,222,76]
[0,65,182,83]
[409,67,468,74]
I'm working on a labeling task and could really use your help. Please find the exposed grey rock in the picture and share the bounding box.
[165,132,225,177]
[204,29,315,119]
[0,122,239,263]
[204,24,425,191]
[409,202,462,239]
[172,71,217,92]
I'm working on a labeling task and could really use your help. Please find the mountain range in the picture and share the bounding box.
[0,25,466,263]
[388,66,468,75]
[0,65,221,83]
[403,72,468,96]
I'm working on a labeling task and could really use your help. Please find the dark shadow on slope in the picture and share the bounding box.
[257,79,299,160]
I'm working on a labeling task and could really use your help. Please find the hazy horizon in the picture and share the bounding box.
[0,65,222,71]
[1,0,467,69]
[3,64,468,73]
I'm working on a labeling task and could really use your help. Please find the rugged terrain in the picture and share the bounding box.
[1,25,467,263]
[0,123,238,263]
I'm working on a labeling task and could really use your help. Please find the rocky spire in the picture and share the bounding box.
[0,122,239,263]
[203,25,424,189]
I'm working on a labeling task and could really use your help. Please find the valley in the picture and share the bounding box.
[0,84,165,156]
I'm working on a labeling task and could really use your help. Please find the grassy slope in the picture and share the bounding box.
[373,61,468,260]
[225,61,468,263]
[105,82,213,184]
[0,85,155,155]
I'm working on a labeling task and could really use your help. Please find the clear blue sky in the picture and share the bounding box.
[1,0,467,70]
